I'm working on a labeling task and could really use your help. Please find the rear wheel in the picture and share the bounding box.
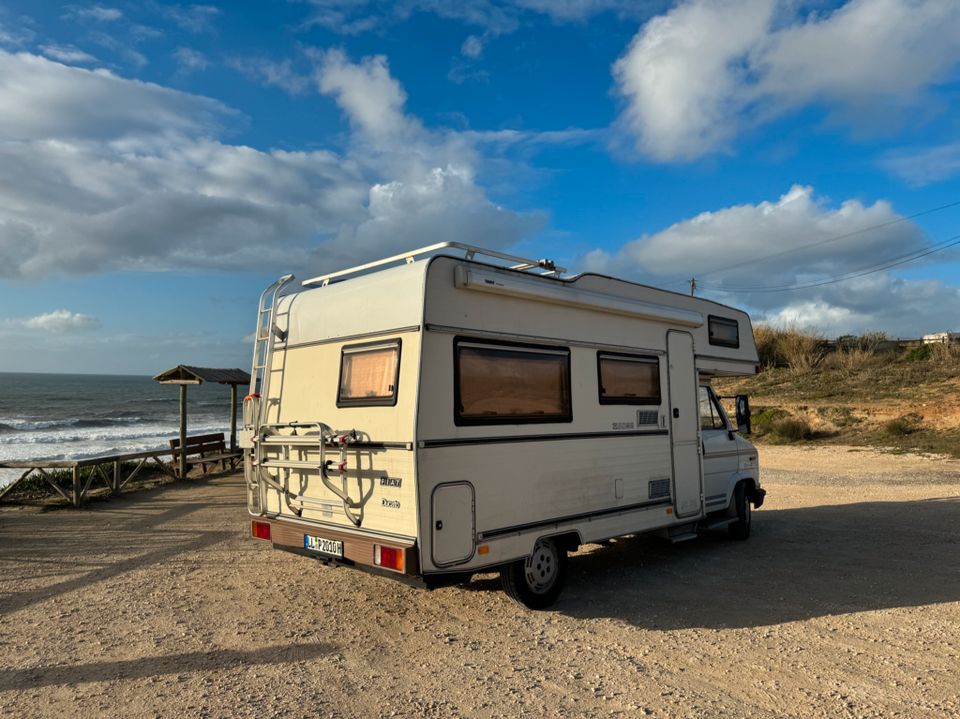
[500,537,567,609]
[728,481,752,540]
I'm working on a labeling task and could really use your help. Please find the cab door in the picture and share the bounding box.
[699,385,740,510]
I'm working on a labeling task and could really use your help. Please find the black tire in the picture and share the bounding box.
[500,537,567,609]
[728,481,752,540]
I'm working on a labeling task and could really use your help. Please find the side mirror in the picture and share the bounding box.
[735,394,751,434]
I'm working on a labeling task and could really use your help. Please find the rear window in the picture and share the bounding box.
[597,353,661,405]
[337,340,401,407]
[708,315,740,348]
[455,339,571,425]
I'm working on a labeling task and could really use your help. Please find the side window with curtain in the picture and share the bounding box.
[337,340,401,407]
[597,353,661,405]
[454,339,572,425]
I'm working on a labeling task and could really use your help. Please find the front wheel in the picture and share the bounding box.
[500,537,567,609]
[728,481,752,540]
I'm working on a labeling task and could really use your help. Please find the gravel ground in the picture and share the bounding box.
[1,445,958,718]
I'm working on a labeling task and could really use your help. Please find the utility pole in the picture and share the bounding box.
[689,277,697,296]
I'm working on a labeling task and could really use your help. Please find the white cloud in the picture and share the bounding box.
[312,48,544,264]
[315,50,415,142]
[22,310,100,332]
[159,4,220,33]
[173,47,207,72]
[883,142,960,186]
[0,19,35,47]
[0,51,227,141]
[614,0,960,161]
[0,48,540,278]
[86,30,149,68]
[584,185,923,284]
[302,0,652,34]
[227,56,311,95]
[326,166,544,266]
[68,5,123,22]
[582,185,959,337]
[461,34,484,59]
[513,0,655,21]
[753,275,960,338]
[303,1,519,35]
[40,44,97,64]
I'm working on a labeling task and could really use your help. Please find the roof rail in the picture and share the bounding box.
[301,242,566,287]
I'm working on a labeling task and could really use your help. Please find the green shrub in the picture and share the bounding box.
[816,405,860,427]
[770,417,813,442]
[884,413,923,436]
[752,406,790,435]
[904,344,932,362]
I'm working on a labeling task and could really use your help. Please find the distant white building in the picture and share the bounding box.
[922,332,960,345]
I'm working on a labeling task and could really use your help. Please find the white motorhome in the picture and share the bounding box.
[243,244,765,608]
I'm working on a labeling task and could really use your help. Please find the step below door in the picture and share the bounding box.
[431,482,475,567]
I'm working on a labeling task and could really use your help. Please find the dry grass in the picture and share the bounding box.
[719,328,960,458]
[753,325,827,371]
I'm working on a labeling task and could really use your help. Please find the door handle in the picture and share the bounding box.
[673,408,680,419]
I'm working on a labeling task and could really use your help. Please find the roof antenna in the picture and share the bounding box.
[689,277,697,296]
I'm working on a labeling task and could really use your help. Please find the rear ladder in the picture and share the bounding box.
[248,274,295,425]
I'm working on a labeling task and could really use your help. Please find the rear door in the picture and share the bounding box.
[666,331,704,518]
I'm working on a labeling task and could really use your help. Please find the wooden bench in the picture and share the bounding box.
[169,433,239,475]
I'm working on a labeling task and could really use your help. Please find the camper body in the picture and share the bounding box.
[244,245,765,608]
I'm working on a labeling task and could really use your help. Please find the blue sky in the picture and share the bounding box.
[1,0,959,374]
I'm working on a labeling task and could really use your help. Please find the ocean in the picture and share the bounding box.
[0,372,243,489]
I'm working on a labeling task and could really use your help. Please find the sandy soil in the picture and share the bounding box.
[1,446,958,718]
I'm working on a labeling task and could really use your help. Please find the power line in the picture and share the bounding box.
[660,197,960,287]
[696,232,960,294]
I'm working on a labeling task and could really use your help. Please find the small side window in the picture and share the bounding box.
[699,386,726,430]
[337,340,401,407]
[597,353,661,405]
[708,315,740,348]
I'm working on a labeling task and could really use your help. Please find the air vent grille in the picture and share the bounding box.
[648,478,671,500]
[637,410,659,426]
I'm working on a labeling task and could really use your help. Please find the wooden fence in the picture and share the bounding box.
[0,448,183,507]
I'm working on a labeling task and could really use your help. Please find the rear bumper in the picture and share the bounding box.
[251,517,420,578]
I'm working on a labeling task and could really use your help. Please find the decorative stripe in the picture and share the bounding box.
[425,323,666,356]
[419,429,669,448]
[282,325,421,350]
[479,499,671,540]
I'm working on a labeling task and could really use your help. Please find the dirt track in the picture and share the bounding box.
[1,445,959,718]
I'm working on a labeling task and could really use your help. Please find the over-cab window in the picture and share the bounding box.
[708,315,740,348]
[454,339,571,425]
[337,340,401,407]
[597,353,660,405]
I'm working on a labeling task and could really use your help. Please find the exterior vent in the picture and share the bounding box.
[649,478,671,500]
[636,410,658,426]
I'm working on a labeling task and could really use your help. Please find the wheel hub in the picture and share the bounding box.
[524,540,558,594]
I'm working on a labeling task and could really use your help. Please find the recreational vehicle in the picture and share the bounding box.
[243,243,765,608]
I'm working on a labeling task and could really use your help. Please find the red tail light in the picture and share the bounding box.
[251,520,271,541]
[374,544,404,572]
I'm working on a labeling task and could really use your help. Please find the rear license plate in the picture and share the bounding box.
[304,534,343,558]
